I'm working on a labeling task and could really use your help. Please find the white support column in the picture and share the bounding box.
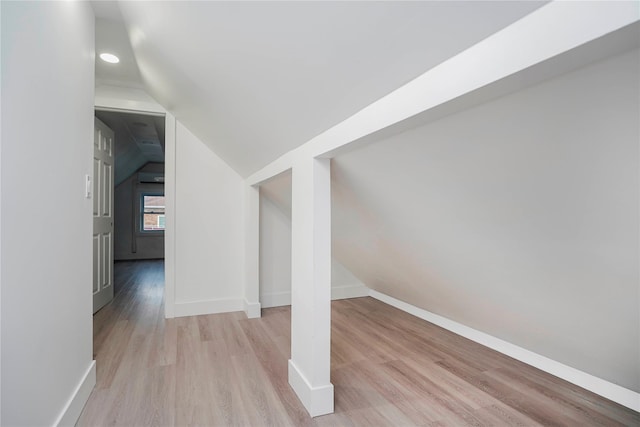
[288,156,334,417]
[244,183,262,318]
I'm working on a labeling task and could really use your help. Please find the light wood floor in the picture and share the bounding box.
[78,260,639,426]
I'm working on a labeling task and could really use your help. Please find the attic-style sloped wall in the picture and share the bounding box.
[173,122,246,312]
[259,172,369,307]
[331,49,640,392]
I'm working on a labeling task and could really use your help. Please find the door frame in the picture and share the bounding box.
[94,96,177,319]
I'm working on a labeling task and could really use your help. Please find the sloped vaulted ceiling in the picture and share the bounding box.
[96,0,640,396]
[116,1,545,176]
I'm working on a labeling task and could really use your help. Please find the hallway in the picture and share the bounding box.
[78,261,639,426]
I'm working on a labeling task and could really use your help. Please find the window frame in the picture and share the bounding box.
[140,192,166,234]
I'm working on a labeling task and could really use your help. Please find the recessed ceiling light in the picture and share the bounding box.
[99,53,120,64]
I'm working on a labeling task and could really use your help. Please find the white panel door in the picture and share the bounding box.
[93,117,115,313]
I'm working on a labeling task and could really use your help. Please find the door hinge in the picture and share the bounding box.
[85,174,92,199]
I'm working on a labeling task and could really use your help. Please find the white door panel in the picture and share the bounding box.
[93,117,114,313]
[93,235,100,293]
[93,158,100,216]
[102,162,111,216]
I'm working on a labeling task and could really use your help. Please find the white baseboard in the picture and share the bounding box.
[174,297,244,317]
[54,360,96,427]
[369,289,640,412]
[288,359,334,417]
[244,299,262,318]
[262,284,370,309]
[164,301,175,319]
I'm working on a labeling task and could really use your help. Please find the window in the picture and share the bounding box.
[142,194,165,231]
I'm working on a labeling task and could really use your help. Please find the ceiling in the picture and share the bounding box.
[95,17,143,88]
[95,110,165,185]
[93,1,546,177]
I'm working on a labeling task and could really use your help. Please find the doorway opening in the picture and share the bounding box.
[93,109,166,311]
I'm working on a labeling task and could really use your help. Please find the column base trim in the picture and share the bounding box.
[288,359,334,417]
[244,299,261,318]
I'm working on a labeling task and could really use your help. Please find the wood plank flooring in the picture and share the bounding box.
[78,260,639,426]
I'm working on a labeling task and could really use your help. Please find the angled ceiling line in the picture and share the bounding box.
[246,1,640,187]
[120,114,143,151]
[113,0,548,177]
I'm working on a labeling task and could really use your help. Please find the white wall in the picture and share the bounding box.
[95,84,164,114]
[173,122,246,316]
[259,195,292,306]
[94,73,247,319]
[259,173,368,307]
[1,2,96,425]
[332,49,640,392]
[114,163,165,260]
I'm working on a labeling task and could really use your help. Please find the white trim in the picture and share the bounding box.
[94,98,176,319]
[244,299,261,319]
[94,105,165,116]
[0,49,3,415]
[247,152,293,186]
[54,361,96,427]
[261,284,370,309]
[173,297,244,318]
[369,289,640,412]
[163,113,177,319]
[288,359,334,417]
[246,2,639,186]
[95,85,166,115]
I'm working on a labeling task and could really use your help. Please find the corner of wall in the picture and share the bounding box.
[369,289,640,412]
[172,123,245,312]
[54,362,96,427]
[173,297,244,318]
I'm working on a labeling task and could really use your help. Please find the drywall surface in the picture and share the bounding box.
[95,83,164,114]
[259,174,368,307]
[332,49,640,392]
[1,2,95,425]
[114,163,165,260]
[260,195,292,302]
[174,122,245,308]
